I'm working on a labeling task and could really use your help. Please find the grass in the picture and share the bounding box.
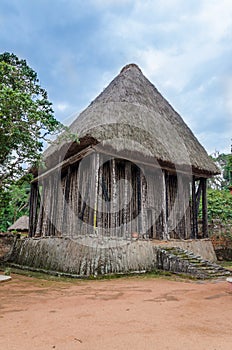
[0,263,198,284]
[219,261,232,269]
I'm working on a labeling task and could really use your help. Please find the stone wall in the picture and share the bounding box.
[9,237,156,276]
[208,220,232,261]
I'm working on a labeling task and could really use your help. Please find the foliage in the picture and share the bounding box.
[0,175,31,232]
[205,188,232,223]
[209,153,232,190]
[0,52,64,189]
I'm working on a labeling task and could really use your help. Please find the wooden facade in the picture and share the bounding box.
[29,151,208,240]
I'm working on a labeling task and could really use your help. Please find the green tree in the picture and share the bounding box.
[209,152,232,190]
[0,52,64,189]
[207,189,232,223]
[0,175,31,232]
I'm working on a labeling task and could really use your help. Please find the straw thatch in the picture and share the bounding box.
[8,216,29,232]
[43,63,219,176]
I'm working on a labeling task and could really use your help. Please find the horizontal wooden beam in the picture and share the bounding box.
[31,146,94,183]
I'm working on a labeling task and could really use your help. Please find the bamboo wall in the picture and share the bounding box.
[29,151,207,240]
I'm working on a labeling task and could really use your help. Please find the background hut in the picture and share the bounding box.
[29,64,219,241]
[8,215,29,234]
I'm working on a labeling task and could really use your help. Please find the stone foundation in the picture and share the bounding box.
[8,237,156,276]
[6,236,222,278]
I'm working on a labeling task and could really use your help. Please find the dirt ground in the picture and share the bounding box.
[0,272,232,350]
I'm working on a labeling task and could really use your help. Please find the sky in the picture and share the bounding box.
[0,0,232,155]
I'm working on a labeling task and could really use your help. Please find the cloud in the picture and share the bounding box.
[1,0,231,153]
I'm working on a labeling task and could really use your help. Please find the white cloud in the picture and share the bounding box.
[196,0,232,42]
[56,103,69,112]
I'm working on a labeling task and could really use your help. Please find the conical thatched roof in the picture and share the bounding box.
[8,216,29,232]
[44,63,219,176]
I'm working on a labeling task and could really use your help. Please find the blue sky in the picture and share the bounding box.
[0,0,232,154]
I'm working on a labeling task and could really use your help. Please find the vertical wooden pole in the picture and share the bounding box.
[191,176,198,239]
[202,178,208,238]
[111,158,117,237]
[140,169,147,237]
[97,154,103,236]
[35,180,44,237]
[29,181,39,237]
[162,170,169,240]
[124,161,131,237]
[93,152,100,233]
[136,167,141,234]
[62,166,71,236]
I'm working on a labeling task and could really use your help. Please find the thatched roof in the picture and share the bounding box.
[8,216,29,232]
[43,63,219,176]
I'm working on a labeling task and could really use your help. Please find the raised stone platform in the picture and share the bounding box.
[8,236,156,276]
[5,236,225,279]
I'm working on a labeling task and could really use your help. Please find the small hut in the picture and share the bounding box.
[8,216,29,234]
[29,64,219,242]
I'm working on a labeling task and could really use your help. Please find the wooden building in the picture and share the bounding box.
[29,64,219,241]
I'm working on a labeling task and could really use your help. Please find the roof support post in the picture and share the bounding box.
[29,181,39,237]
[93,152,100,233]
[111,157,117,237]
[62,166,71,236]
[201,178,208,238]
[191,175,198,239]
[162,170,169,240]
[140,169,147,237]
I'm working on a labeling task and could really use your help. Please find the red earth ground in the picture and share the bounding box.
[0,272,232,350]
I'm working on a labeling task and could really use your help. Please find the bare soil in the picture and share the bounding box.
[0,272,232,350]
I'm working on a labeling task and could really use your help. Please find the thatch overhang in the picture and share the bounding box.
[41,64,219,178]
[8,215,29,232]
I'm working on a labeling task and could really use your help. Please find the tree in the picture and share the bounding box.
[209,152,232,190]
[0,175,31,232]
[0,52,64,189]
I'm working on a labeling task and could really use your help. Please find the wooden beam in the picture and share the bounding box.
[31,146,94,183]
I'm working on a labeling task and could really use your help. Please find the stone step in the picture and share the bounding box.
[156,246,232,279]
